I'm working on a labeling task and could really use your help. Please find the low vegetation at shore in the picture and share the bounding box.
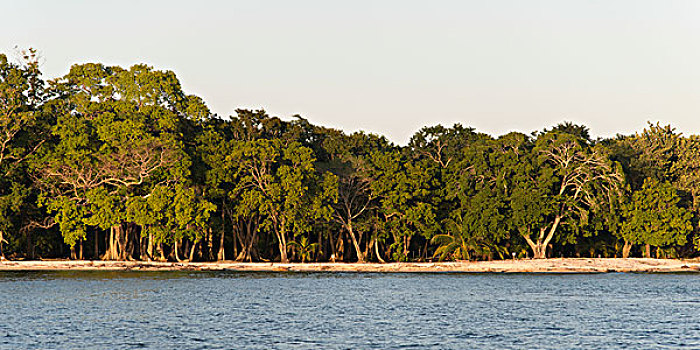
[1,50,699,263]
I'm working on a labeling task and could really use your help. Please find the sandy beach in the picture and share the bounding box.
[0,258,698,273]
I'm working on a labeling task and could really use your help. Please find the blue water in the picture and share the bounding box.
[0,272,699,349]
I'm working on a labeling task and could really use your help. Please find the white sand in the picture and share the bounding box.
[0,258,698,273]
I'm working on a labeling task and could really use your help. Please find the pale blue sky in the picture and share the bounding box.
[3,0,699,143]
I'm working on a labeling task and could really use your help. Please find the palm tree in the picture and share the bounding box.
[431,214,507,261]
[431,233,471,261]
[286,236,319,263]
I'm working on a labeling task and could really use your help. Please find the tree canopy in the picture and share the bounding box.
[1,51,698,262]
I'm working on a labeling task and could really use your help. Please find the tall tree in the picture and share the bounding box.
[36,62,210,259]
[619,179,692,258]
[228,139,336,262]
[368,149,439,261]
[0,49,45,258]
[520,132,623,258]
[320,130,390,262]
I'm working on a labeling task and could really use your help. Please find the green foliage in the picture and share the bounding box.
[0,50,697,262]
[145,184,216,244]
[0,49,45,254]
[287,236,319,263]
[226,137,337,262]
[620,179,692,248]
[368,149,440,261]
[432,213,508,261]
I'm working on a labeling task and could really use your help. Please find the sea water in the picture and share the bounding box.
[0,271,698,349]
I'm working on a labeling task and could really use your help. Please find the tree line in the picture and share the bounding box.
[1,50,698,262]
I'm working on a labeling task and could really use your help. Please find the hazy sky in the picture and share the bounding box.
[3,0,699,144]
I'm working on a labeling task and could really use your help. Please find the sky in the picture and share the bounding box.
[2,0,699,144]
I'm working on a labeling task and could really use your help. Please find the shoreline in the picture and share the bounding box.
[0,258,699,273]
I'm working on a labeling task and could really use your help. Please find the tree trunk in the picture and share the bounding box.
[622,241,632,258]
[138,235,144,261]
[232,224,240,259]
[644,244,651,258]
[367,236,375,262]
[115,224,130,260]
[103,225,118,260]
[236,217,255,262]
[523,232,546,259]
[125,224,137,261]
[346,224,365,263]
[522,216,561,259]
[147,229,154,261]
[403,236,409,260]
[174,239,183,262]
[125,226,134,260]
[328,230,337,262]
[374,239,386,263]
[189,240,198,262]
[245,229,257,262]
[116,225,126,260]
[534,244,546,259]
[79,239,83,260]
[217,228,226,261]
[337,230,346,261]
[93,230,99,260]
[206,228,214,261]
[272,216,288,263]
[317,230,324,262]
[182,239,190,261]
[159,242,166,261]
[70,245,76,260]
[107,227,113,260]
[278,229,288,263]
[113,226,120,259]
[102,228,110,260]
[0,231,6,260]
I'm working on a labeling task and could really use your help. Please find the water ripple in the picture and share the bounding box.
[0,273,700,349]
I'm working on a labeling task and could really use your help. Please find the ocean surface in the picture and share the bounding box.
[0,271,699,349]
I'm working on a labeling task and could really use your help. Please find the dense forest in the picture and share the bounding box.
[1,50,698,262]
